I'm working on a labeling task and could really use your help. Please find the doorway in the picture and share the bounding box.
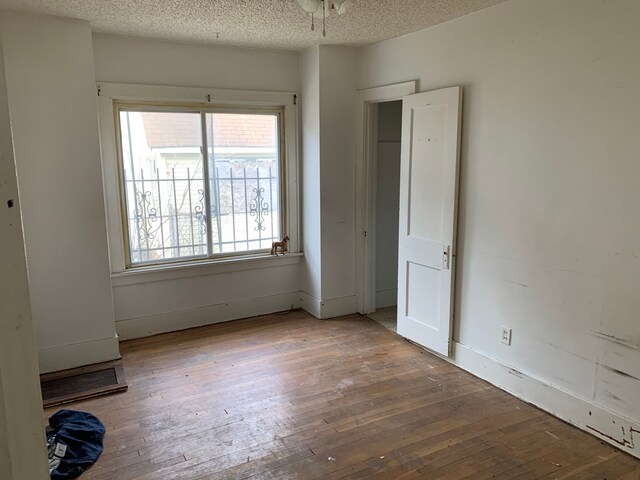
[368,100,402,332]
[355,81,416,318]
[356,83,462,357]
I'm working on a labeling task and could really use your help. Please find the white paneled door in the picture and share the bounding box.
[397,87,462,356]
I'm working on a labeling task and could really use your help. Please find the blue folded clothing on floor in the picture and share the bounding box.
[47,409,105,479]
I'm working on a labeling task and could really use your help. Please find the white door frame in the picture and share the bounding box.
[355,81,417,315]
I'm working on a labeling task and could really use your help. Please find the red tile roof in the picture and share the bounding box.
[141,112,276,149]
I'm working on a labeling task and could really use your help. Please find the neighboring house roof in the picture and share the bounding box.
[141,112,276,149]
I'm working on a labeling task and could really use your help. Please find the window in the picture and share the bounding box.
[98,84,298,275]
[116,106,284,266]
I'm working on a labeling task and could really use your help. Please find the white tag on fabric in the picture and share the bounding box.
[54,442,67,458]
[49,456,61,473]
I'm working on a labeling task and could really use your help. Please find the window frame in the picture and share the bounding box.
[97,83,299,274]
[115,103,286,267]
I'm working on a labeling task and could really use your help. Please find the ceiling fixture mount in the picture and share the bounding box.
[296,0,349,37]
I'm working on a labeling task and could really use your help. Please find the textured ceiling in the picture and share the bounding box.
[0,0,510,51]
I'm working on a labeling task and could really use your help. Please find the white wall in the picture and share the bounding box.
[95,38,358,327]
[359,0,640,457]
[0,34,49,480]
[0,13,119,373]
[112,260,301,339]
[93,34,299,92]
[375,101,401,308]
[299,45,358,317]
[318,47,358,307]
[93,35,303,338]
[299,46,322,304]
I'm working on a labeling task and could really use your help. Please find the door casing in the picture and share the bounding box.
[355,81,417,315]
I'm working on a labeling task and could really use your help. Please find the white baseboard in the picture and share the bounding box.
[375,289,397,309]
[116,292,300,340]
[299,292,358,319]
[38,335,120,374]
[453,342,640,459]
[321,295,357,318]
[298,291,321,318]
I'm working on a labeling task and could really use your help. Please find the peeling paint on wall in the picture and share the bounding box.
[587,424,639,451]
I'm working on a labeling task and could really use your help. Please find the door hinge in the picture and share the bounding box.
[443,245,450,270]
[293,94,297,105]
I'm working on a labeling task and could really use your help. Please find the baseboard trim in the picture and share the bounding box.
[38,335,120,374]
[299,293,358,319]
[453,342,640,459]
[298,292,321,318]
[321,295,357,318]
[116,292,300,340]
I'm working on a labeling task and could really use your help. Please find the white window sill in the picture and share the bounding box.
[110,252,303,287]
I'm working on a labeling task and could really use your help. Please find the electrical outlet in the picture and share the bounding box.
[501,327,512,346]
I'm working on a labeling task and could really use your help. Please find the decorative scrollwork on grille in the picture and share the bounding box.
[249,187,269,232]
[135,190,158,241]
[194,188,207,236]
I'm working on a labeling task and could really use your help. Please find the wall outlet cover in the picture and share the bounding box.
[501,327,512,346]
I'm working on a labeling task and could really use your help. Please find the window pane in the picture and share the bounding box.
[119,111,207,264]
[204,113,281,253]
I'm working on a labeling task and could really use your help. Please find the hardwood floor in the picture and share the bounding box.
[44,311,640,479]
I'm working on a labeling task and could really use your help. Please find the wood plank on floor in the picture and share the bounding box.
[44,310,640,479]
